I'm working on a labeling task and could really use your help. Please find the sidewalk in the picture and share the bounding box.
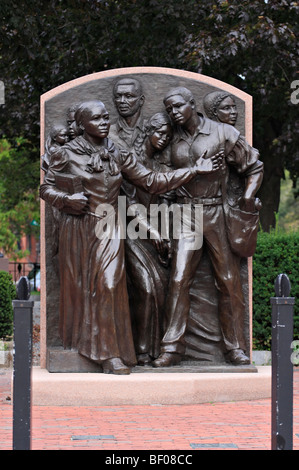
[1,367,298,451]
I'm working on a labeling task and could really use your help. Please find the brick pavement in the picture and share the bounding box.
[1,368,298,451]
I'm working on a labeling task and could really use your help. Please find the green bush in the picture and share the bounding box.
[0,271,16,338]
[252,230,299,350]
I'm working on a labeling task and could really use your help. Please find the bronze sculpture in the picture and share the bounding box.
[109,77,146,156]
[41,123,69,172]
[40,69,263,373]
[203,91,238,126]
[40,99,222,374]
[124,112,174,365]
[109,78,175,365]
[152,87,263,368]
[66,104,83,140]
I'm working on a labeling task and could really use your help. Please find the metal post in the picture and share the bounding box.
[12,277,33,451]
[271,274,295,450]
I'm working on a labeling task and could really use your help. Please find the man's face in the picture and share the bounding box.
[67,112,79,139]
[81,103,110,139]
[164,95,194,126]
[114,84,144,118]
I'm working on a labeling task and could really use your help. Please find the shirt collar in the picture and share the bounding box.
[175,113,212,142]
[116,114,145,132]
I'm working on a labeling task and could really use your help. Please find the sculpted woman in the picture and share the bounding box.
[40,100,221,375]
[124,112,174,366]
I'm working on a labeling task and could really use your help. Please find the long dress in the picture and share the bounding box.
[123,146,174,360]
[40,135,196,367]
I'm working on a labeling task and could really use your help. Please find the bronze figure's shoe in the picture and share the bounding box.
[102,357,130,375]
[226,349,250,365]
[152,352,181,368]
[137,353,152,365]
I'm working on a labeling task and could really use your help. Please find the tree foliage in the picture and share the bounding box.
[0,139,40,258]
[0,0,198,142]
[0,0,298,234]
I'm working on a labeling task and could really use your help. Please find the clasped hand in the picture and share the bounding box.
[151,236,172,267]
[238,196,262,212]
[195,150,224,174]
[64,192,89,214]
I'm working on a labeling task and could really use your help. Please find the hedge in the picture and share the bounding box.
[252,230,299,350]
[0,271,16,338]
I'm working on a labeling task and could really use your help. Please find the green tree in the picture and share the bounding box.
[0,0,197,143]
[0,139,40,258]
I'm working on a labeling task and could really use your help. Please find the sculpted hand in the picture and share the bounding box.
[152,237,172,267]
[195,150,224,174]
[119,150,133,165]
[239,196,262,212]
[152,235,169,255]
[64,193,89,214]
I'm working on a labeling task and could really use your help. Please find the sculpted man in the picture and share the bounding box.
[152,87,264,368]
[109,78,172,364]
[109,77,146,156]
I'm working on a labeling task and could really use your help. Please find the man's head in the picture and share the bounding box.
[163,87,196,127]
[113,78,144,118]
[67,104,83,139]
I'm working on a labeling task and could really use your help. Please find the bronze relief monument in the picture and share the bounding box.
[40,67,263,374]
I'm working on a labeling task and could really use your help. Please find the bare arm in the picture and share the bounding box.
[120,151,222,195]
[239,172,263,212]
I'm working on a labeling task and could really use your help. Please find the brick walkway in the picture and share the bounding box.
[1,368,298,451]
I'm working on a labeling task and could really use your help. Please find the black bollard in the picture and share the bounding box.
[271,274,295,450]
[12,276,33,451]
